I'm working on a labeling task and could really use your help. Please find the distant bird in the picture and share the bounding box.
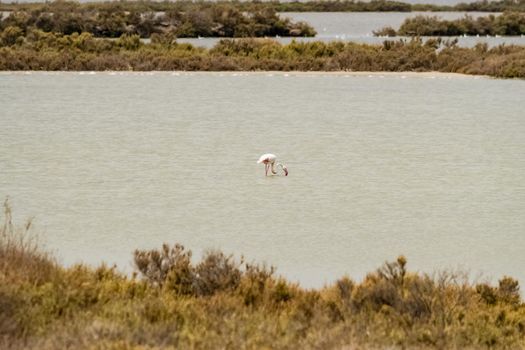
[257,153,288,176]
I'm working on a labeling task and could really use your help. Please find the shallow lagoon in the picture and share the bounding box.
[1,71,524,288]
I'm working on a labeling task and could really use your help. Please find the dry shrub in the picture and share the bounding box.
[194,250,241,296]
[477,276,521,306]
[134,245,243,296]
[0,198,57,285]
[134,243,192,289]
[238,262,275,306]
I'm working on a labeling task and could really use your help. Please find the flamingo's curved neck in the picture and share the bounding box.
[276,163,288,176]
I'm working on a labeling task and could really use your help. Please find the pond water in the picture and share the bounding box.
[1,71,524,288]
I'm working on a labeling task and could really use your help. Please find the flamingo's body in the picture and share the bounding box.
[257,153,288,176]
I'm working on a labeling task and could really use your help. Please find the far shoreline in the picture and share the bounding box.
[0,71,489,79]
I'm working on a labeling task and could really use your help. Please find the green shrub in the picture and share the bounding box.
[115,34,141,50]
[384,12,525,37]
[0,25,23,46]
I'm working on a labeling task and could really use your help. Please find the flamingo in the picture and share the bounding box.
[257,153,288,176]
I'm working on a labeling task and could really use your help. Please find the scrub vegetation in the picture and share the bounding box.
[1,199,525,349]
[1,29,525,78]
[1,0,525,13]
[0,1,316,38]
[374,12,525,36]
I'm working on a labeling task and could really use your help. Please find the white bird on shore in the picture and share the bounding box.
[257,153,288,176]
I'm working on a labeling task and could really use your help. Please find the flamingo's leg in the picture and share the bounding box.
[265,163,268,176]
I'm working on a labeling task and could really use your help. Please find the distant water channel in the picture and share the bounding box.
[177,12,525,48]
[2,10,525,47]
[1,72,524,288]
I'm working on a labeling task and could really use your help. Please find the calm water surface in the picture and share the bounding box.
[1,72,524,288]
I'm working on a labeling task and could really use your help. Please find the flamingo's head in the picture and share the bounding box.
[283,166,288,176]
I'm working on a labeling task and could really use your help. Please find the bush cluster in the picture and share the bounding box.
[134,244,244,296]
[1,200,525,349]
[453,0,525,12]
[0,1,316,38]
[1,29,524,78]
[374,12,525,36]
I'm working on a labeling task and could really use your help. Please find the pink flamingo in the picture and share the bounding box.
[257,153,288,176]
